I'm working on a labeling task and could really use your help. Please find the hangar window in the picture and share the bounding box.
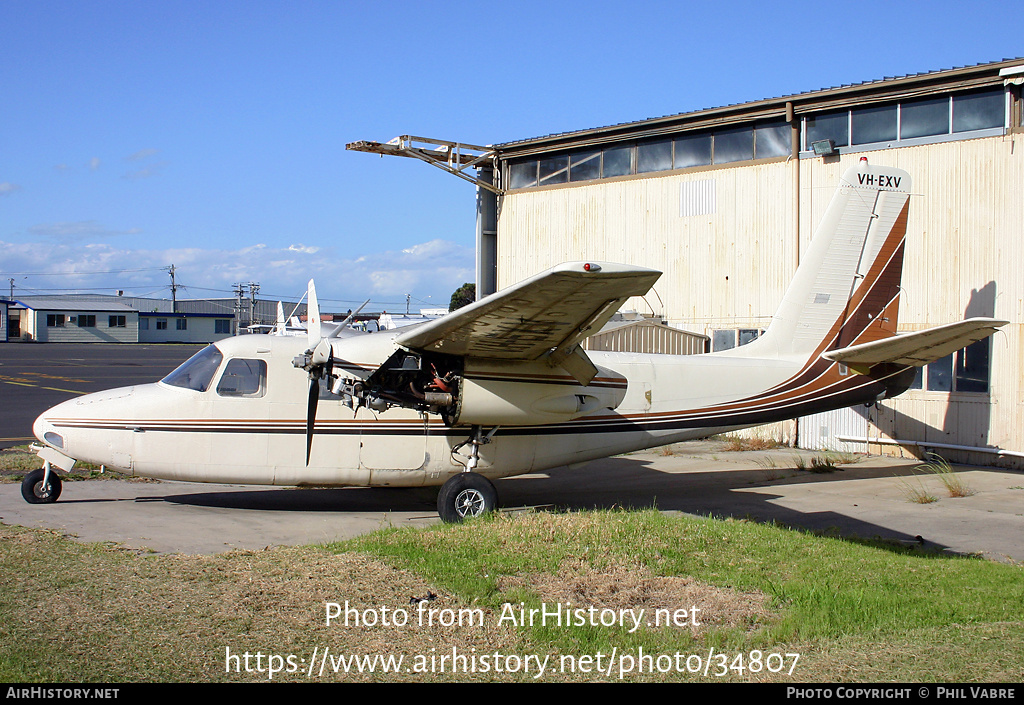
[852,104,898,145]
[602,145,633,176]
[506,121,796,190]
[508,160,538,189]
[569,150,602,182]
[953,89,1004,132]
[908,339,991,394]
[215,319,231,334]
[900,96,949,139]
[538,155,569,186]
[713,328,763,352]
[803,88,1006,154]
[714,126,754,164]
[216,358,267,398]
[176,318,188,331]
[674,133,712,169]
[806,110,849,148]
[637,139,673,173]
[754,121,791,159]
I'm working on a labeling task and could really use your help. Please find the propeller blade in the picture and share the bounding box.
[307,279,321,349]
[305,377,319,465]
[274,301,286,335]
[331,298,371,337]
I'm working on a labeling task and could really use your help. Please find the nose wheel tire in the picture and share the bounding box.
[21,468,62,504]
[437,472,497,523]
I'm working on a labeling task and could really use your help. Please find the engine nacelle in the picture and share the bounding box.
[451,359,627,426]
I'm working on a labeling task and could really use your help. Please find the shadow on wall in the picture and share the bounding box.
[871,281,1009,466]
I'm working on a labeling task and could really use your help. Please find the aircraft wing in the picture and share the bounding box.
[822,318,1007,373]
[395,261,661,383]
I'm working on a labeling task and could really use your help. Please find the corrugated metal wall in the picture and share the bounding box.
[497,160,797,333]
[496,133,1024,467]
[583,320,708,355]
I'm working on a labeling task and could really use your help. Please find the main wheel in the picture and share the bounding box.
[21,468,62,504]
[437,473,497,523]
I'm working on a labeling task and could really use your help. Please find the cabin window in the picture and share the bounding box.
[109,315,126,328]
[77,315,96,328]
[46,314,65,327]
[215,319,231,334]
[216,358,267,398]
[162,345,224,392]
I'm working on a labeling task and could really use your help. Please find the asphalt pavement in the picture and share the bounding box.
[0,343,202,448]
[1,443,1021,561]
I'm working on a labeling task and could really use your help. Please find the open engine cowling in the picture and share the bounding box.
[340,348,627,427]
[452,359,628,426]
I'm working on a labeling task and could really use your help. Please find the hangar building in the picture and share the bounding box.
[355,58,1024,467]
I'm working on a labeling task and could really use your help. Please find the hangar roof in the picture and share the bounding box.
[495,57,1024,158]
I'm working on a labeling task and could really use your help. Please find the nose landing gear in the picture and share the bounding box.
[21,466,62,504]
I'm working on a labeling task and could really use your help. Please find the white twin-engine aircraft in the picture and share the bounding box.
[26,162,1006,522]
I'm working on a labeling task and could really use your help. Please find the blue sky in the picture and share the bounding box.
[1,0,1019,311]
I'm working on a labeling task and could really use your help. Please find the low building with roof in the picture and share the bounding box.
[11,297,139,343]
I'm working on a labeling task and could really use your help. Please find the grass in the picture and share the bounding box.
[0,445,106,483]
[1,510,1021,682]
[918,454,976,498]
[895,455,976,504]
[718,435,785,452]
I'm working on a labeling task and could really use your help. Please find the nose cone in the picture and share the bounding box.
[33,398,74,451]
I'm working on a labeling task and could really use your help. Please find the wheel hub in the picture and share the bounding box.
[454,488,486,517]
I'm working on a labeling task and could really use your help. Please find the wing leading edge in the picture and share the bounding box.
[395,262,661,384]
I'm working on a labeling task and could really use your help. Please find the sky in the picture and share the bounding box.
[1,0,1020,313]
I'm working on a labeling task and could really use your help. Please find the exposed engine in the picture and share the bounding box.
[323,348,628,428]
[330,349,463,424]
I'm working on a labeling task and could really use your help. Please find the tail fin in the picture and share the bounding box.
[757,160,911,359]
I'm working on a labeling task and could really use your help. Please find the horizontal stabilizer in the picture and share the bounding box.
[822,318,1007,373]
[396,262,661,367]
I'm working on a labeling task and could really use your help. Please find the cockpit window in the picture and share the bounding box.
[161,345,224,392]
[216,358,267,398]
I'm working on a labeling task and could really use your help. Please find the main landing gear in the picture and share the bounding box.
[21,466,62,504]
[438,425,500,523]
[437,472,497,523]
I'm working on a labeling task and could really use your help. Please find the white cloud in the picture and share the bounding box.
[125,148,159,162]
[0,182,22,196]
[0,238,475,309]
